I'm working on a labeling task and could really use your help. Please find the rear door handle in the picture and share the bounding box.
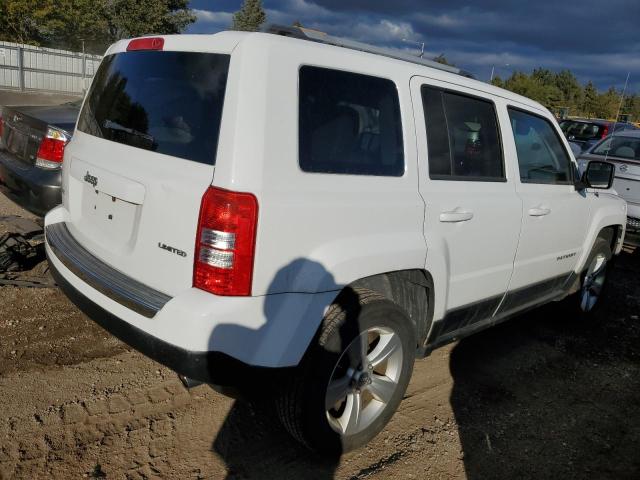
[439,211,474,223]
[528,207,551,216]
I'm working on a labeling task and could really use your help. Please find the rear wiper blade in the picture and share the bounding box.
[102,119,156,149]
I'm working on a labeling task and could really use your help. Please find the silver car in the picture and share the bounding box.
[578,130,640,231]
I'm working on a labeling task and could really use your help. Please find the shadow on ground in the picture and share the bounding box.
[209,258,345,479]
[451,248,640,479]
[212,400,339,480]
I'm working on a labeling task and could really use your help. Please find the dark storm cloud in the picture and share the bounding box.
[188,0,640,92]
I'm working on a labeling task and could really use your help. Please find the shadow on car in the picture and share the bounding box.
[210,258,345,478]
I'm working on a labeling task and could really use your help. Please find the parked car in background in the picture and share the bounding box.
[560,118,639,153]
[0,100,81,216]
[577,130,640,231]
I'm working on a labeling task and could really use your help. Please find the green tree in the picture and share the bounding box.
[595,87,621,119]
[231,0,266,32]
[583,81,599,118]
[0,0,60,45]
[490,75,505,88]
[0,0,195,53]
[623,94,640,122]
[102,0,196,44]
[554,70,582,114]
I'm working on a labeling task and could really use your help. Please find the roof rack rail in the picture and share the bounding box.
[262,24,474,79]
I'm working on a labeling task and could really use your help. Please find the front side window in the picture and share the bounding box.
[422,86,504,181]
[299,66,404,176]
[509,109,573,185]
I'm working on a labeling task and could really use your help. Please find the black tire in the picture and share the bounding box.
[275,287,416,454]
[571,237,612,315]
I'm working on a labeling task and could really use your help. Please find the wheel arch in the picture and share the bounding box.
[347,269,434,351]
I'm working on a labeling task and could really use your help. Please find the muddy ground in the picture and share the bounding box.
[0,188,639,479]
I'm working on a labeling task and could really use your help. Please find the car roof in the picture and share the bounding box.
[562,118,610,125]
[108,31,550,115]
[605,130,640,138]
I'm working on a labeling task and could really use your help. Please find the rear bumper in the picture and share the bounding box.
[44,209,337,372]
[0,149,61,216]
[49,259,250,385]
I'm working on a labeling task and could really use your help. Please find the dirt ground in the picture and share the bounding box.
[0,187,639,479]
[0,90,81,108]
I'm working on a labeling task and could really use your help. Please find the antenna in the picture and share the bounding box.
[263,24,474,78]
[401,38,425,58]
[603,72,631,164]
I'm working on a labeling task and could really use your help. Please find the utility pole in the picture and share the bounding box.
[80,39,86,92]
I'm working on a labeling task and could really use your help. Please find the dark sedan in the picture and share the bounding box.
[0,100,80,216]
[560,118,639,152]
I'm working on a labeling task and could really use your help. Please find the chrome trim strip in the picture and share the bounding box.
[45,222,171,318]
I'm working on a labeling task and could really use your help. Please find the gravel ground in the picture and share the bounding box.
[0,194,639,478]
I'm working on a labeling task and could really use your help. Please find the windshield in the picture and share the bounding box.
[591,136,640,160]
[77,50,229,165]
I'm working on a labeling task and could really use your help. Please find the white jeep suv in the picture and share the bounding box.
[44,28,627,453]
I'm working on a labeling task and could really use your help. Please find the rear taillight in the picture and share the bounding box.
[36,127,69,169]
[194,186,258,296]
[127,37,164,51]
[601,125,610,139]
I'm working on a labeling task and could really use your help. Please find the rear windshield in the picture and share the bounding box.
[591,135,640,160]
[559,120,604,141]
[78,51,229,165]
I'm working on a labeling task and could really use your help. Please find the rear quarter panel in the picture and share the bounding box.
[213,34,428,296]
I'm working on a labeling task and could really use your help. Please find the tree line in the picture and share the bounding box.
[492,69,638,122]
[1,0,635,122]
[0,0,196,54]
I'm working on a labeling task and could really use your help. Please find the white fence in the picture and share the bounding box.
[0,41,102,95]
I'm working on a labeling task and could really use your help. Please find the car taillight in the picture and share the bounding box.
[127,37,164,51]
[36,127,69,169]
[601,125,610,139]
[194,186,258,296]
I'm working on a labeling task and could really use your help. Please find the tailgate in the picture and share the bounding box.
[62,49,230,296]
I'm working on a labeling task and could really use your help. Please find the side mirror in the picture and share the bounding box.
[577,160,615,190]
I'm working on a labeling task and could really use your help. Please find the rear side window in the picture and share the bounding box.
[421,86,504,181]
[299,66,404,176]
[509,108,573,185]
[78,51,230,165]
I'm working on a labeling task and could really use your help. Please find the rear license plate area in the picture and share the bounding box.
[6,128,27,157]
[82,186,139,247]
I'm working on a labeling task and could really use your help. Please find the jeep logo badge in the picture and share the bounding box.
[84,171,98,187]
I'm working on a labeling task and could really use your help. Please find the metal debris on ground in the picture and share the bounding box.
[0,216,55,288]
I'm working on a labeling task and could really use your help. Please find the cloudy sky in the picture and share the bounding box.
[187,0,639,93]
